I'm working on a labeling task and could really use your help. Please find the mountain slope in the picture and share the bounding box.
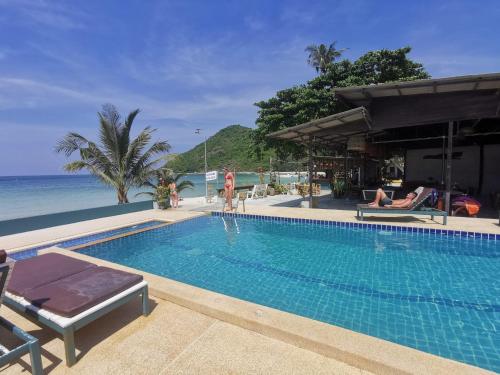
[167,125,273,172]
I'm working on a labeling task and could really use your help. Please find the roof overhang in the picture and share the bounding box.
[267,107,371,146]
[333,73,500,107]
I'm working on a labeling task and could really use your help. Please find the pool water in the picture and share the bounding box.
[10,220,166,261]
[78,215,500,372]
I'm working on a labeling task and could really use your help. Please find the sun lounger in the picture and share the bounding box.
[3,253,149,366]
[247,184,268,199]
[1,251,43,375]
[356,187,447,225]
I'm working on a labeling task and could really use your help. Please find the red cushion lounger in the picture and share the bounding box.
[7,253,97,296]
[1,255,43,375]
[3,253,149,367]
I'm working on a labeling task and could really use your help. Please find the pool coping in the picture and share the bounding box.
[211,211,500,239]
[40,246,495,375]
[7,219,172,255]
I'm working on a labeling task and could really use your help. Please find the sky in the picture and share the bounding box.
[0,0,499,175]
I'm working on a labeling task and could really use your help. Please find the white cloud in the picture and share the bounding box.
[0,75,268,125]
[0,0,87,30]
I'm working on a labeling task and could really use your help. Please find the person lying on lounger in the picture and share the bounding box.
[368,188,418,208]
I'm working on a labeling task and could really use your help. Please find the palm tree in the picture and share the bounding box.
[136,168,194,199]
[55,104,170,204]
[305,41,347,74]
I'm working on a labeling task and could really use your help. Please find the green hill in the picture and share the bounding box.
[167,125,274,173]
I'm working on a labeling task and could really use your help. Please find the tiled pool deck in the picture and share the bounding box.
[1,206,498,374]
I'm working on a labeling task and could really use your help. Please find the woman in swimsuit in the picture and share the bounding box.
[169,182,178,208]
[223,167,234,211]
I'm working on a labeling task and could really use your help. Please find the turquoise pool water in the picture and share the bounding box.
[77,215,500,371]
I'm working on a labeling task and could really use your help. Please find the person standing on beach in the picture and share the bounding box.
[223,167,234,211]
[169,181,178,208]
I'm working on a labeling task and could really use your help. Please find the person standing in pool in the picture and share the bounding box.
[368,188,418,208]
[223,167,234,211]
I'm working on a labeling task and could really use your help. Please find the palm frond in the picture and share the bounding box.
[176,180,194,193]
[55,105,169,204]
[134,191,155,198]
[54,132,90,156]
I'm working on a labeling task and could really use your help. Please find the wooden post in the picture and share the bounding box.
[478,143,484,194]
[440,135,446,186]
[445,121,453,213]
[308,136,313,208]
[344,145,348,185]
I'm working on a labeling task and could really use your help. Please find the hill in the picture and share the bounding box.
[167,125,274,173]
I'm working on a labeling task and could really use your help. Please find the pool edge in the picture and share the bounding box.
[41,247,495,375]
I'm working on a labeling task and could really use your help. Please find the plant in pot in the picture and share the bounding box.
[136,168,194,209]
[155,185,171,209]
[330,178,346,198]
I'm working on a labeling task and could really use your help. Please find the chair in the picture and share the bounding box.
[247,184,268,199]
[236,192,246,212]
[356,187,447,225]
[3,253,149,367]
[0,252,43,375]
[312,183,321,195]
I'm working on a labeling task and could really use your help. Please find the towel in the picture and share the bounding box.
[452,196,481,216]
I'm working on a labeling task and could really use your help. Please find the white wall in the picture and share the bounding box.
[406,146,480,190]
[482,145,500,195]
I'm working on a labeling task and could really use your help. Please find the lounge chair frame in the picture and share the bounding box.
[4,280,149,367]
[357,206,447,225]
[357,188,447,225]
[1,262,43,375]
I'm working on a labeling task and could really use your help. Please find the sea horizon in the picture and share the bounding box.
[0,173,301,221]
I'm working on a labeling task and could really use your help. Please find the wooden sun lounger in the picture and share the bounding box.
[356,188,448,225]
[3,253,149,367]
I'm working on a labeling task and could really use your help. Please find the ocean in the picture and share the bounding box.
[0,173,301,221]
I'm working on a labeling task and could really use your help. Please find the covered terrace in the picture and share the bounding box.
[268,73,500,217]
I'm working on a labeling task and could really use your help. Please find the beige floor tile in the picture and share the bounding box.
[1,297,215,375]
[161,321,367,375]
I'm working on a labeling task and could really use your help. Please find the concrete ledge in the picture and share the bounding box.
[0,200,154,236]
[41,247,494,375]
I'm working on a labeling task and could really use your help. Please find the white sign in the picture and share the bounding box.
[206,170,218,181]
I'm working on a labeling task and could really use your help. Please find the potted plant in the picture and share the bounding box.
[155,185,171,209]
[330,178,346,198]
[136,168,194,209]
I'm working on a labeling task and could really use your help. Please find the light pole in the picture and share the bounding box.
[195,129,208,202]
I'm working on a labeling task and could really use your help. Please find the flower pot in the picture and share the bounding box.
[158,199,171,210]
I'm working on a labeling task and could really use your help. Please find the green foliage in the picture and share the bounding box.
[253,46,430,159]
[155,185,171,209]
[136,168,194,207]
[167,125,274,173]
[330,178,347,198]
[269,183,289,195]
[55,104,170,203]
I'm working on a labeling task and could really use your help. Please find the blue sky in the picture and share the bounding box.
[0,0,499,175]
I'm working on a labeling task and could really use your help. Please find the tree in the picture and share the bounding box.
[136,168,194,199]
[253,47,430,158]
[55,104,170,204]
[305,41,347,74]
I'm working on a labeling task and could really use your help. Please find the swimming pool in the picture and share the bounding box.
[10,220,167,260]
[77,214,499,372]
